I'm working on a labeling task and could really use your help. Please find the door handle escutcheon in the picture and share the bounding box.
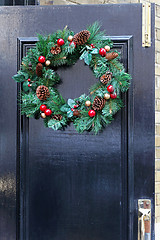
[138,199,151,240]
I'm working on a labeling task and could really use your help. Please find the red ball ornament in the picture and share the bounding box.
[88,110,96,117]
[99,48,106,57]
[28,78,31,82]
[69,41,76,48]
[45,109,52,116]
[91,44,95,48]
[28,84,31,87]
[110,93,117,99]
[38,56,46,63]
[107,85,114,93]
[57,38,65,46]
[40,104,47,112]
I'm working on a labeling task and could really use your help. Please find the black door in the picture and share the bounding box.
[0,0,35,5]
[0,4,155,240]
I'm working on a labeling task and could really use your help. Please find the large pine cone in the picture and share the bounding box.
[100,71,112,85]
[36,85,50,101]
[73,30,90,45]
[105,52,118,61]
[52,114,63,121]
[51,45,61,55]
[36,63,43,77]
[92,96,105,111]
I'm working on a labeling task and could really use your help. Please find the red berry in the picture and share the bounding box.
[57,38,65,46]
[110,93,117,99]
[38,56,46,63]
[40,104,47,112]
[45,109,52,116]
[28,84,31,87]
[71,108,74,111]
[91,44,95,48]
[28,78,31,82]
[74,105,78,108]
[88,110,96,118]
[99,48,106,57]
[107,85,114,93]
[69,41,76,48]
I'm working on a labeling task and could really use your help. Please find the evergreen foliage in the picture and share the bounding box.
[13,22,131,134]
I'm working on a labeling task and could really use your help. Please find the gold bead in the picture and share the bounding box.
[104,93,110,100]
[85,100,91,107]
[68,35,73,42]
[104,45,110,52]
[45,60,51,66]
[41,113,46,119]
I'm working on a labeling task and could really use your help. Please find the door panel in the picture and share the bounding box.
[0,4,155,240]
[18,37,130,240]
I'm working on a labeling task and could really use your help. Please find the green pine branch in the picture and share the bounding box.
[102,98,124,117]
[21,92,41,117]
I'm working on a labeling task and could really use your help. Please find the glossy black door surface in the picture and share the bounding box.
[0,4,155,240]
[0,0,35,5]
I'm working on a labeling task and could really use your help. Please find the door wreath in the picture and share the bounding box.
[13,22,131,134]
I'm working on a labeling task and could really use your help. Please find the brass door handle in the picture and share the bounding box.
[138,199,151,240]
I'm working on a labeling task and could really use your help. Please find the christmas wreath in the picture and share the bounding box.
[13,22,131,134]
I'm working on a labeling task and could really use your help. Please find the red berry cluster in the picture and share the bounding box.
[40,104,52,116]
[27,78,32,87]
[107,85,117,99]
[71,104,79,111]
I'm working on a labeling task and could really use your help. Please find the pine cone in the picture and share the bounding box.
[105,52,118,61]
[36,85,50,101]
[73,30,90,45]
[73,110,81,117]
[100,71,112,85]
[52,114,63,121]
[51,45,61,55]
[36,63,43,77]
[92,96,105,111]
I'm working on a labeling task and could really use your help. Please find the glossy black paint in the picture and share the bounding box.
[0,4,155,240]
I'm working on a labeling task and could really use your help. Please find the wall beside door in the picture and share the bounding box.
[38,0,160,239]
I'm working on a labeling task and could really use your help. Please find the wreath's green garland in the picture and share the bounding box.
[13,22,131,134]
